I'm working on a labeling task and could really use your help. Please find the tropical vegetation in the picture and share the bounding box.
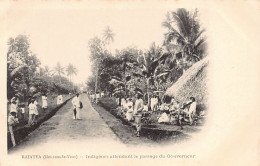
[7,35,79,102]
[86,8,207,109]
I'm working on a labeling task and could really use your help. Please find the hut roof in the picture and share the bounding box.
[165,57,209,110]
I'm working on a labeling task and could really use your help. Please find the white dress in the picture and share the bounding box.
[125,107,134,121]
[57,95,63,105]
[29,103,38,115]
[150,98,158,111]
[42,96,48,108]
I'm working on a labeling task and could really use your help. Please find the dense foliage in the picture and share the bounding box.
[87,9,207,106]
[7,35,78,102]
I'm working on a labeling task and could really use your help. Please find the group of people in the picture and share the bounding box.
[89,92,105,103]
[116,93,200,136]
[116,93,148,137]
[7,93,65,147]
[157,97,197,128]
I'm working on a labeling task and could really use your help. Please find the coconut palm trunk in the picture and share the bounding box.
[58,73,62,84]
[146,77,151,111]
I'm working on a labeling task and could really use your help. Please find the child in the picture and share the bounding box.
[125,104,134,121]
[8,112,19,147]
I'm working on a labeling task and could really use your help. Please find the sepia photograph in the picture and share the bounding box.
[0,1,260,166]
[6,7,208,152]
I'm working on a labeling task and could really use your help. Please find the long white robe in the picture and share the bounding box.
[150,97,158,111]
[72,96,81,119]
[57,95,63,105]
[125,107,134,121]
[42,96,48,108]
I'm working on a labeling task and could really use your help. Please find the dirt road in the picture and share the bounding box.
[9,94,121,154]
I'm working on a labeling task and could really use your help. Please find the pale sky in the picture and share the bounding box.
[1,2,207,85]
[3,6,170,84]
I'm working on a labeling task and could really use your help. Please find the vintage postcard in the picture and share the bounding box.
[0,0,259,166]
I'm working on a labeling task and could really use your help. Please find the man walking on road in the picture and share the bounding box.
[72,93,82,120]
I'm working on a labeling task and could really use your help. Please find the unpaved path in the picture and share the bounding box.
[9,94,120,154]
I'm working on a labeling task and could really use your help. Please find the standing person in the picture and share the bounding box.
[8,112,19,147]
[72,93,82,120]
[28,99,38,126]
[150,95,158,112]
[10,100,18,114]
[42,94,48,110]
[188,97,197,125]
[134,93,144,137]
[101,91,105,98]
[134,94,144,115]
[121,97,127,112]
[19,104,25,122]
[57,94,63,105]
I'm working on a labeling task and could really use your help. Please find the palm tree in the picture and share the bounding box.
[162,8,206,73]
[103,26,115,53]
[66,63,78,81]
[139,43,166,109]
[54,62,64,84]
[44,65,52,76]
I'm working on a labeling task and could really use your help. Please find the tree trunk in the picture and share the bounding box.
[146,78,151,111]
[58,73,61,84]
[94,70,98,103]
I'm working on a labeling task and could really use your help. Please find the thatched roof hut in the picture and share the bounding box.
[165,57,209,112]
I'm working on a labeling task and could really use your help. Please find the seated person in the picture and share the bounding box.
[143,104,148,112]
[159,102,170,114]
[158,112,170,123]
[125,104,134,121]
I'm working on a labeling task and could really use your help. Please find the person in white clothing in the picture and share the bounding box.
[28,99,38,126]
[57,95,63,105]
[42,94,48,110]
[134,93,144,137]
[121,97,127,110]
[72,93,82,120]
[8,112,19,147]
[134,94,144,115]
[10,100,18,114]
[90,94,94,103]
[150,95,158,112]
[143,104,148,112]
[101,92,105,98]
[188,97,197,125]
[158,112,170,123]
[125,103,134,121]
